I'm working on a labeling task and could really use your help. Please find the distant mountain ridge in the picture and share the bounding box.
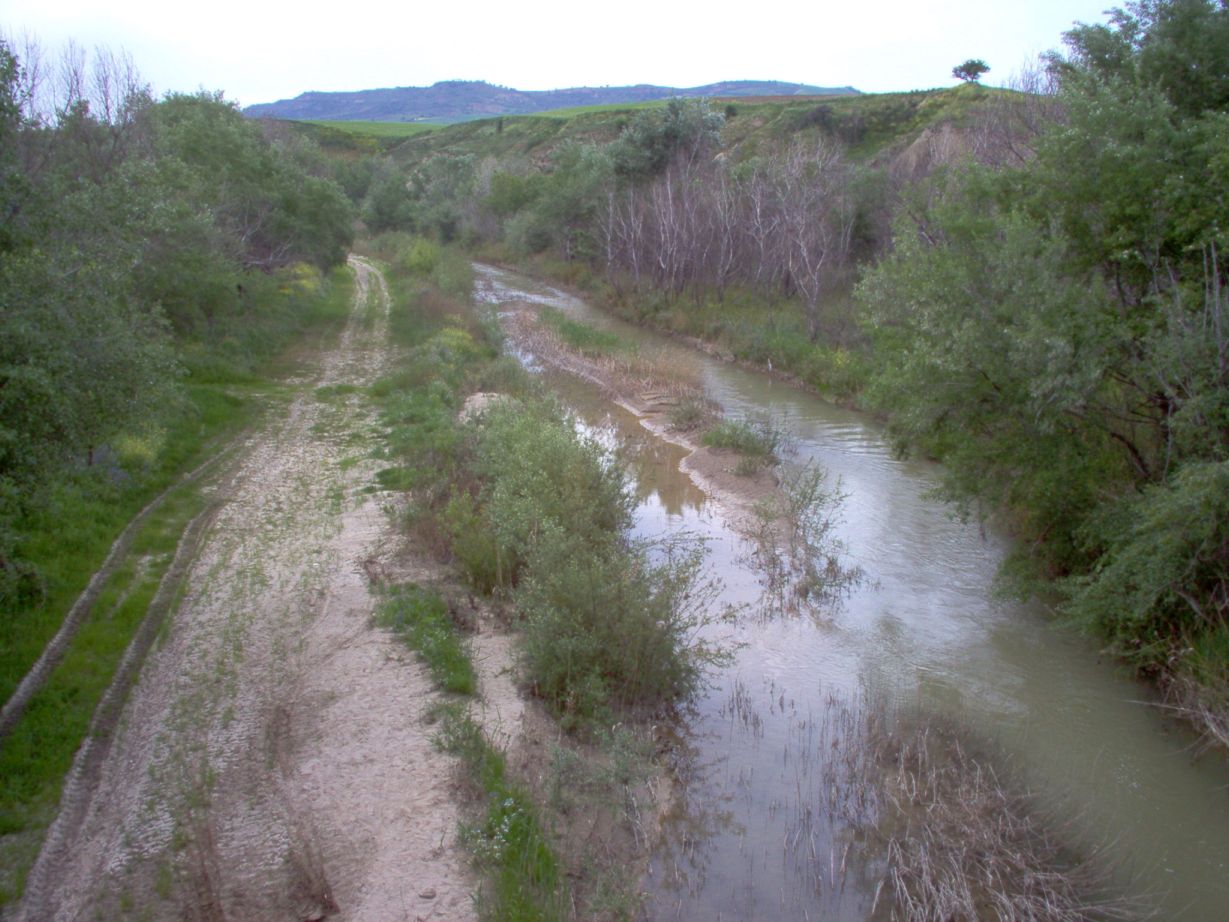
[242,79,860,123]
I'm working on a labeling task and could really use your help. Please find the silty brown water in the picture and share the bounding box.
[475,264,1229,921]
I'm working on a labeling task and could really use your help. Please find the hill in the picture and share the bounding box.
[371,85,1001,168]
[242,79,859,124]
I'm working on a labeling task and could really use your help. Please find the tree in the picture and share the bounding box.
[610,98,723,182]
[146,92,353,273]
[0,41,28,255]
[861,0,1229,678]
[952,59,990,83]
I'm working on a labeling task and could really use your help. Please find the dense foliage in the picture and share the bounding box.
[362,1,1229,714]
[859,0,1229,692]
[0,41,354,605]
[364,243,718,725]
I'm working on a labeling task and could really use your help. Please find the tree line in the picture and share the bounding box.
[862,0,1229,704]
[0,39,355,604]
[362,0,1229,724]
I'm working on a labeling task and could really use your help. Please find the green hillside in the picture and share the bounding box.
[380,84,1001,166]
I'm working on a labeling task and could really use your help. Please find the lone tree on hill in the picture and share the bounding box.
[952,59,990,83]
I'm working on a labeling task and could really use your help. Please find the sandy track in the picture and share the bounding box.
[18,258,477,922]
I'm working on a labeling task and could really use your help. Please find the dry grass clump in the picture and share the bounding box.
[872,720,1137,922]
[1161,673,1229,755]
[809,693,1140,922]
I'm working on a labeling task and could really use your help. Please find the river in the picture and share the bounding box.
[474,264,1229,921]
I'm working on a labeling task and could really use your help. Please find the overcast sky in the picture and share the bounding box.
[5,0,1117,108]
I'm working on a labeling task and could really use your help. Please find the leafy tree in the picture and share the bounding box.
[0,41,29,255]
[146,93,354,272]
[0,43,355,602]
[1058,0,1229,116]
[521,143,611,261]
[860,176,1122,571]
[1068,460,1229,670]
[485,170,541,219]
[362,157,416,233]
[0,43,177,485]
[610,98,723,182]
[403,153,477,242]
[861,0,1229,677]
[952,59,990,83]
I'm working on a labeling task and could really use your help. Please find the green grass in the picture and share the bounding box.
[433,705,565,922]
[314,383,360,401]
[391,85,1001,176]
[532,100,668,119]
[0,265,355,907]
[702,415,785,460]
[378,586,476,696]
[302,119,439,138]
[717,83,1005,158]
[0,482,210,895]
[537,306,633,357]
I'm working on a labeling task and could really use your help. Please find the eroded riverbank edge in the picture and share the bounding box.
[479,262,1229,761]
[485,271,1153,921]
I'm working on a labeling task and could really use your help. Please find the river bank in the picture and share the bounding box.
[477,262,1229,921]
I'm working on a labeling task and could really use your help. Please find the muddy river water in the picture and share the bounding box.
[474,265,1229,921]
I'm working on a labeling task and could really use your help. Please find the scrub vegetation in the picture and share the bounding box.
[366,237,721,727]
[0,39,357,903]
[6,3,1227,917]
[362,235,725,917]
[345,0,1229,748]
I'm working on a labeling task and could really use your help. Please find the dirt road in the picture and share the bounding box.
[18,258,477,922]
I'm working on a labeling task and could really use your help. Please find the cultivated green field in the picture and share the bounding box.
[303,119,439,138]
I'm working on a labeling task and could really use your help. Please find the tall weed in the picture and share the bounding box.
[517,532,722,725]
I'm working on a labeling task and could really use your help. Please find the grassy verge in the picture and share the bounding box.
[435,704,565,921]
[364,234,720,917]
[377,586,476,695]
[0,264,355,906]
[510,253,871,401]
[373,577,565,920]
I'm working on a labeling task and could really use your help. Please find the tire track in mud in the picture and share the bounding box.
[17,258,477,922]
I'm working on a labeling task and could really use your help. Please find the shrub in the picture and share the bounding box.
[475,402,633,587]
[430,248,475,301]
[1066,460,1229,673]
[405,236,441,276]
[442,490,502,593]
[475,355,534,398]
[516,532,717,725]
[666,396,711,432]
